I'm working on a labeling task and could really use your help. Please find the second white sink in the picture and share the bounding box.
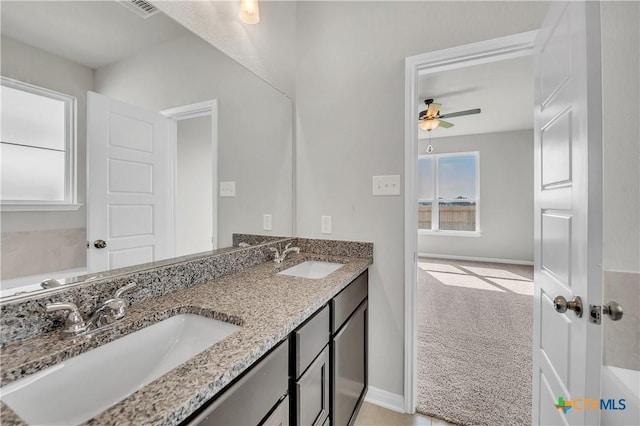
[278,261,344,279]
[1,314,240,425]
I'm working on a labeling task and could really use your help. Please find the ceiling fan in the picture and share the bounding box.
[418,99,481,131]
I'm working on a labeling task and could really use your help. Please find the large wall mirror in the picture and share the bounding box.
[0,1,293,299]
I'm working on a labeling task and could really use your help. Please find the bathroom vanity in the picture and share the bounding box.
[0,238,372,426]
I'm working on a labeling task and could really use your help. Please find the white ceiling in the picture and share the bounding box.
[0,1,190,70]
[418,54,533,139]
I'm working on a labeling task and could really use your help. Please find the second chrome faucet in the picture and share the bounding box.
[270,243,300,263]
[46,282,137,339]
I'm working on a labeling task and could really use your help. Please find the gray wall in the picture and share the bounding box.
[94,33,293,248]
[295,1,549,396]
[176,116,213,257]
[1,36,92,278]
[417,130,534,263]
[600,1,639,371]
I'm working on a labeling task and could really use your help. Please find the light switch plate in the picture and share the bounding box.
[372,175,401,196]
[220,181,236,197]
[263,214,272,231]
[321,216,332,234]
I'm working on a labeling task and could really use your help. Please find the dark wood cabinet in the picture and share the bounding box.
[330,270,368,426]
[290,305,330,426]
[183,269,368,426]
[186,341,289,426]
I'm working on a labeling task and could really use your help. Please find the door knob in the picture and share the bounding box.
[553,295,583,317]
[603,301,623,321]
[94,239,107,249]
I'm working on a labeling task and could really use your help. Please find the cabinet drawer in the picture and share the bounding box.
[188,340,288,426]
[331,270,368,333]
[294,305,330,378]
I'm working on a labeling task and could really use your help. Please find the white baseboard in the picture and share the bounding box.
[365,386,405,413]
[418,252,533,266]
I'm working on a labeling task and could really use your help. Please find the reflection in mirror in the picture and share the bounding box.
[0,1,293,299]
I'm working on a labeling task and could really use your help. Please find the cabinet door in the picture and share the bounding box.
[332,301,367,426]
[261,395,289,426]
[296,346,330,426]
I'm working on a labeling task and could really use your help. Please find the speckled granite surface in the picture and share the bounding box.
[0,249,371,426]
[232,233,289,246]
[0,239,295,346]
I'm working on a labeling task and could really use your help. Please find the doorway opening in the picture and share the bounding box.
[404,31,538,424]
[162,100,218,256]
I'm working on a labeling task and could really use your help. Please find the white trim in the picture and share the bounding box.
[418,253,533,266]
[404,30,538,415]
[364,386,405,414]
[161,100,219,253]
[0,203,82,212]
[419,230,482,237]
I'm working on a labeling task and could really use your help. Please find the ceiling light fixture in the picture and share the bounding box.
[419,118,440,131]
[239,0,260,24]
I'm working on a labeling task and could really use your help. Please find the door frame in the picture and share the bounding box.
[161,100,219,252]
[403,31,538,414]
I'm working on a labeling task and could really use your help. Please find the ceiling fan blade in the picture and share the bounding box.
[439,108,481,119]
[425,102,441,118]
[438,120,454,128]
[419,110,427,119]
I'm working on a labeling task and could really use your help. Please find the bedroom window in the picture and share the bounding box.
[0,77,79,211]
[418,152,479,234]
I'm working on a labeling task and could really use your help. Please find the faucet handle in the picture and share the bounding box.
[114,281,136,299]
[46,302,87,336]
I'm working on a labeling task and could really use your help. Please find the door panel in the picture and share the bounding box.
[87,91,172,273]
[533,2,603,425]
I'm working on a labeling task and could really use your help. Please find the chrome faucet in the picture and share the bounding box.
[46,282,137,338]
[270,243,300,263]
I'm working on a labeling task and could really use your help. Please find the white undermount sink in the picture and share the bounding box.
[278,261,344,279]
[1,314,240,425]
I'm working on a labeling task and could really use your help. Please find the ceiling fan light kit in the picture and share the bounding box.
[418,98,481,132]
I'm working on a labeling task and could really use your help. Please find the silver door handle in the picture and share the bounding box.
[553,295,583,318]
[94,239,107,249]
[603,301,623,321]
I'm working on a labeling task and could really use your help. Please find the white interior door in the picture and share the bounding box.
[87,92,172,273]
[533,2,602,425]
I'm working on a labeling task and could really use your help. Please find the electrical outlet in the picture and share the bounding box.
[263,214,272,231]
[219,181,236,197]
[372,175,401,196]
[321,216,332,234]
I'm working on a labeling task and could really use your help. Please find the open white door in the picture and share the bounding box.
[533,2,603,425]
[87,92,172,273]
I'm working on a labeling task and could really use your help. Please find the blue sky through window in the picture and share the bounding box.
[438,156,476,200]
[418,154,477,200]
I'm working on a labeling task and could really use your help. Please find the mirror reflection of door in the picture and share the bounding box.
[88,92,218,273]
[87,91,172,273]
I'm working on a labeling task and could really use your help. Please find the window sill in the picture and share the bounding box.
[418,230,482,237]
[0,203,83,212]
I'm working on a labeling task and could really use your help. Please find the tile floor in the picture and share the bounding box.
[354,402,458,426]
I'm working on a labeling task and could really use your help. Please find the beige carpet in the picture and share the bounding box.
[416,258,533,426]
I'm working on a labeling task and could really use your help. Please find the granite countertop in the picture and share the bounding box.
[0,252,371,426]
